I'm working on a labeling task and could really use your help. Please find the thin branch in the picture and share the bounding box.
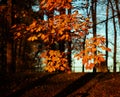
[96,14,118,25]
[109,41,114,46]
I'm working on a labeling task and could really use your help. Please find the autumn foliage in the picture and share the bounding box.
[10,0,111,72]
[40,50,69,72]
[75,35,111,69]
[26,12,90,43]
[40,0,72,11]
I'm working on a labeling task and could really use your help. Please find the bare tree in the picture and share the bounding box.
[109,0,117,72]
[105,0,109,71]
[114,0,120,27]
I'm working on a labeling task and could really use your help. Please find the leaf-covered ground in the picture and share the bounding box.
[0,72,120,97]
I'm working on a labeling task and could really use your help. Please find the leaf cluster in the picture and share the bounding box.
[40,50,70,72]
[74,35,111,69]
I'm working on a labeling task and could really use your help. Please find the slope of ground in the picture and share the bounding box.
[0,72,120,97]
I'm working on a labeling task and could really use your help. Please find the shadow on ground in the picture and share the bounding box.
[5,73,57,97]
[0,73,105,97]
[54,73,99,97]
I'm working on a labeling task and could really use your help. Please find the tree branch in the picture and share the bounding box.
[96,14,118,25]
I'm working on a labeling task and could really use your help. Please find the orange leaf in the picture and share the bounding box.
[89,63,95,69]
[16,32,21,37]
[106,48,111,52]
[99,57,105,62]
[41,0,46,5]
[60,67,65,71]
[60,35,65,40]
[51,29,55,33]
[68,0,72,2]
[11,25,17,29]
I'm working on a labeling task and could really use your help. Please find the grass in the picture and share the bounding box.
[0,72,120,97]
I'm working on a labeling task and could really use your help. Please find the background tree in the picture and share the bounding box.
[109,0,117,72]
[105,0,109,71]
[91,0,97,72]
[114,0,120,27]
[0,0,14,73]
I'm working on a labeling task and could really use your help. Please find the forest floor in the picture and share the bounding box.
[0,72,120,97]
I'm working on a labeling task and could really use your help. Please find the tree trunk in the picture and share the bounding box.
[82,37,86,72]
[110,0,117,72]
[7,0,16,73]
[91,0,97,72]
[67,7,72,71]
[105,0,109,71]
[0,8,9,73]
[0,16,7,73]
[10,40,17,73]
[82,0,90,72]
[114,0,120,27]
[59,9,66,52]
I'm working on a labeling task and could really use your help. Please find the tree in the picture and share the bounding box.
[19,0,91,72]
[75,35,111,71]
[0,9,7,73]
[104,0,109,71]
[10,0,43,72]
[67,8,72,71]
[114,0,120,27]
[11,0,111,72]
[109,0,117,72]
[0,0,14,73]
[91,0,97,72]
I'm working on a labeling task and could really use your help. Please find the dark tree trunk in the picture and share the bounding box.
[0,0,15,73]
[7,0,16,73]
[110,0,117,72]
[105,0,109,71]
[67,8,72,70]
[82,37,86,72]
[91,0,97,72]
[22,39,28,71]
[10,40,17,73]
[59,9,66,52]
[0,10,8,73]
[114,0,120,27]
[0,19,7,73]
[47,10,56,50]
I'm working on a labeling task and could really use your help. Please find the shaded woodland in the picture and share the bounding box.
[0,0,120,73]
